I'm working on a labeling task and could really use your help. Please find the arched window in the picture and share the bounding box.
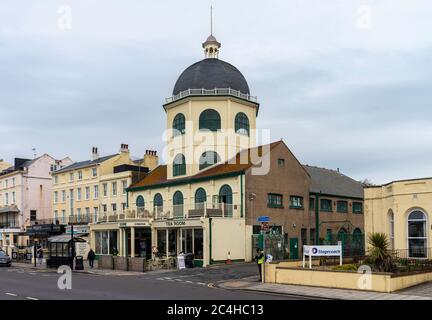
[136,195,145,208]
[172,113,185,136]
[337,228,347,252]
[199,151,221,170]
[153,193,163,208]
[235,112,250,136]
[352,228,364,255]
[195,188,207,209]
[219,184,233,217]
[408,210,427,258]
[173,154,186,176]
[199,109,221,132]
[173,191,184,218]
[388,210,395,250]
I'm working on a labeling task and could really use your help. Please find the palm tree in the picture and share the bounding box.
[367,232,396,272]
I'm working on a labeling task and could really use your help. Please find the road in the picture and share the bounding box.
[0,263,306,300]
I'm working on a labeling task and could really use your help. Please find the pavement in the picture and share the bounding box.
[217,276,432,300]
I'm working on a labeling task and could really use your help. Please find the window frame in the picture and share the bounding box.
[234,112,250,136]
[320,199,333,212]
[199,109,221,132]
[337,200,348,213]
[289,196,304,209]
[267,193,283,208]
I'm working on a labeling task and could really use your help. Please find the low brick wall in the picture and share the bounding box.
[128,257,146,272]
[98,256,113,270]
[265,261,432,293]
[113,256,128,271]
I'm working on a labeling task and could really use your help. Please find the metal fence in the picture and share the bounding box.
[320,233,365,257]
[393,248,432,260]
[252,234,288,261]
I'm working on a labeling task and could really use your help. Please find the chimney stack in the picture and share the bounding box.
[120,143,129,153]
[92,147,99,160]
[143,149,158,170]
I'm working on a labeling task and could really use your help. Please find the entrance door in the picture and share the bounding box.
[289,238,299,260]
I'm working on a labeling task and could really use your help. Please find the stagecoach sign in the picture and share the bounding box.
[303,245,343,268]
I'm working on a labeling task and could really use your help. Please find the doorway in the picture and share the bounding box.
[289,237,299,259]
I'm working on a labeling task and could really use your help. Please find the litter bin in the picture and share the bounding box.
[75,256,84,270]
[184,253,194,268]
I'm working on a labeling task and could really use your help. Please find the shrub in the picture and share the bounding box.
[333,264,358,271]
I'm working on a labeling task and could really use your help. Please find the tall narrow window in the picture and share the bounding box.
[136,195,145,210]
[195,188,207,209]
[219,184,233,217]
[173,113,186,136]
[173,191,184,218]
[389,210,394,250]
[199,109,221,131]
[199,151,221,170]
[235,112,250,135]
[173,154,186,176]
[407,210,427,258]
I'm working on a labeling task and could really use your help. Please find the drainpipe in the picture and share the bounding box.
[240,174,244,218]
[209,217,212,265]
[315,193,320,245]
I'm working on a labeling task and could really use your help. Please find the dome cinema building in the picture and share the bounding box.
[89,31,365,267]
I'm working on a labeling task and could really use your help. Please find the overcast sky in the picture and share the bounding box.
[0,0,431,184]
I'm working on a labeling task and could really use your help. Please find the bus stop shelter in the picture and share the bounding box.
[46,234,86,268]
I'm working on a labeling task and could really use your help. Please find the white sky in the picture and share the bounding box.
[0,0,431,184]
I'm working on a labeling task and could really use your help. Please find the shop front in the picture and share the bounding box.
[152,218,206,267]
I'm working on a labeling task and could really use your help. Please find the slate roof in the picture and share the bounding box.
[303,165,364,199]
[53,154,118,174]
[172,58,250,95]
[129,141,281,190]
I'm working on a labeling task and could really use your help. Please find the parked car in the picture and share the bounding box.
[0,251,12,267]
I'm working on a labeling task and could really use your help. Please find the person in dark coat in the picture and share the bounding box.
[87,248,96,268]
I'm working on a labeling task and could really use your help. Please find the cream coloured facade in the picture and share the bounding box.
[51,145,155,225]
[364,178,432,258]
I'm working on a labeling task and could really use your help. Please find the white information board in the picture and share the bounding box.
[303,245,342,268]
[177,254,186,270]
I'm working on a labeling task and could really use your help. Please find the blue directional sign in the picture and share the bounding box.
[257,216,270,222]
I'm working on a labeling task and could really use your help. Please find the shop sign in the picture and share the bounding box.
[166,220,186,227]
[66,225,89,235]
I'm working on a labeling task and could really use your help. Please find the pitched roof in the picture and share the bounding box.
[129,141,282,190]
[303,165,364,199]
[53,154,118,174]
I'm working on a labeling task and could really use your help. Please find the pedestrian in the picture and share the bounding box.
[112,247,118,256]
[254,248,264,282]
[87,248,96,269]
[37,247,44,266]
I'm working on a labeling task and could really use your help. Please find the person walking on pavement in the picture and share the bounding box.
[87,248,96,269]
[37,247,44,266]
[255,248,265,282]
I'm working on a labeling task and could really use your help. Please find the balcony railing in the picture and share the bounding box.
[165,88,258,104]
[0,222,19,229]
[153,202,237,220]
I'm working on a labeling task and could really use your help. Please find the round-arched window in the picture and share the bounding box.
[154,193,163,208]
[173,191,184,218]
[408,210,427,258]
[136,195,145,208]
[173,154,186,176]
[235,112,250,136]
[199,151,221,170]
[195,188,207,209]
[219,184,233,217]
[173,113,185,136]
[199,109,221,132]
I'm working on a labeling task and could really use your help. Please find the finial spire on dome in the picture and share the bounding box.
[202,5,221,59]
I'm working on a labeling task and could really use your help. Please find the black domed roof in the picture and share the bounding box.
[173,58,250,95]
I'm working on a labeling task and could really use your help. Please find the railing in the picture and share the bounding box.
[165,88,258,104]
[0,222,19,229]
[153,203,237,220]
[393,248,432,260]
